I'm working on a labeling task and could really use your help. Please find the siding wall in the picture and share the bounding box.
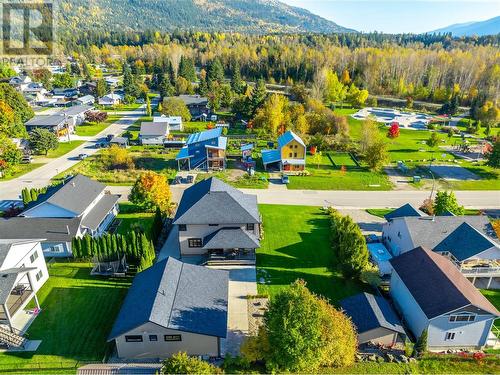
[178,224,260,256]
[114,322,219,359]
[41,241,72,257]
[382,220,414,256]
[280,140,306,160]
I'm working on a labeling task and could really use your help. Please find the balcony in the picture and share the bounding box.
[204,249,256,265]
[0,284,34,322]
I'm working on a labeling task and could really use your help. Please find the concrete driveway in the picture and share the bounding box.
[210,265,257,356]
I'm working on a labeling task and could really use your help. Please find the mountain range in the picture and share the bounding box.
[431,15,500,36]
[59,0,354,34]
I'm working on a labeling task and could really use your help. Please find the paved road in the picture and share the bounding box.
[239,188,500,209]
[0,106,146,200]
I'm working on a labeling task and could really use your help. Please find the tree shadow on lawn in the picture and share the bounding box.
[462,166,498,180]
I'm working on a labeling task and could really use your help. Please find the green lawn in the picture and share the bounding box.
[288,154,392,191]
[438,161,500,190]
[115,202,155,237]
[329,152,359,167]
[257,204,366,305]
[365,208,393,218]
[44,141,85,158]
[0,163,44,181]
[481,289,500,328]
[75,122,111,137]
[0,262,131,373]
[53,149,178,185]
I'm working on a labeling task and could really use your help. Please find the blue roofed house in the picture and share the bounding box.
[389,247,499,350]
[176,128,227,171]
[382,215,500,289]
[108,257,228,359]
[384,203,426,221]
[340,292,406,347]
[261,130,306,172]
[173,177,261,264]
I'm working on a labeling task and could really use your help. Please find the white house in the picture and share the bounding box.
[59,105,95,127]
[1,175,120,257]
[382,215,500,288]
[9,75,32,91]
[389,247,499,350]
[75,95,95,106]
[153,116,183,131]
[0,239,48,339]
[99,93,122,106]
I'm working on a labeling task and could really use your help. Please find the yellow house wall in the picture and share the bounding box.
[280,140,306,160]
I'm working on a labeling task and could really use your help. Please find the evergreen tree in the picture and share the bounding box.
[72,238,80,258]
[207,57,224,84]
[129,231,137,260]
[250,79,267,115]
[84,234,92,258]
[21,188,30,206]
[486,140,500,168]
[413,328,428,357]
[146,95,152,116]
[231,61,246,95]
[30,189,38,203]
[95,78,109,98]
[178,56,196,82]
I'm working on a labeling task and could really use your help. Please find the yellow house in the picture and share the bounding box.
[262,130,306,172]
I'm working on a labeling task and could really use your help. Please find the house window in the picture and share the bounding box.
[289,153,292,157]
[179,224,187,231]
[449,314,475,322]
[445,332,456,340]
[188,238,202,248]
[30,251,39,263]
[164,334,182,341]
[49,244,64,253]
[35,270,43,281]
[246,223,255,231]
[294,153,297,157]
[149,335,158,342]
[125,335,143,342]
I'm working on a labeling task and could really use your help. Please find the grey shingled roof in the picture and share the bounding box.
[59,105,94,117]
[340,293,405,335]
[390,247,500,319]
[24,175,105,216]
[384,203,425,220]
[0,217,81,242]
[434,222,498,261]
[81,194,119,231]
[175,95,208,106]
[25,115,66,127]
[173,177,260,225]
[140,122,169,136]
[203,227,260,249]
[397,216,498,251]
[108,257,228,340]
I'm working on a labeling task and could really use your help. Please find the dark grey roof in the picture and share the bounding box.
[59,105,94,116]
[203,227,260,249]
[434,222,497,261]
[81,194,119,231]
[174,178,260,225]
[0,267,36,304]
[108,257,228,340]
[24,175,105,216]
[25,115,66,127]
[390,247,500,319]
[0,217,81,242]
[384,203,425,220]
[140,122,169,136]
[340,293,405,335]
[397,216,498,251]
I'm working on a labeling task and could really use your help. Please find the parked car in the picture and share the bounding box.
[281,174,289,184]
[78,153,89,160]
[186,175,194,184]
[210,114,217,121]
[20,155,32,164]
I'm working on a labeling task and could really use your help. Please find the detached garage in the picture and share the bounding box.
[340,292,406,347]
[108,257,229,359]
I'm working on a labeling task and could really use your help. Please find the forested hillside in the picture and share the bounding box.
[432,16,500,37]
[58,0,352,34]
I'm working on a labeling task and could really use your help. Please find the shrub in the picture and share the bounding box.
[161,352,220,374]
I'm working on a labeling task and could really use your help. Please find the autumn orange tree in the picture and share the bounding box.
[129,171,173,215]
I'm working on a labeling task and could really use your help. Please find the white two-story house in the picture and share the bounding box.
[390,247,499,350]
[382,214,500,289]
[173,177,261,264]
[0,175,120,257]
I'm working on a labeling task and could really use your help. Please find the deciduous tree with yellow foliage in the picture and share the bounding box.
[129,171,174,215]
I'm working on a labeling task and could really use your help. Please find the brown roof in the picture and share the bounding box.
[390,247,499,319]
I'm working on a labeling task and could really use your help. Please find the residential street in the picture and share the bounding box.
[0,106,146,200]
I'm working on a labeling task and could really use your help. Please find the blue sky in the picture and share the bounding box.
[281,0,500,33]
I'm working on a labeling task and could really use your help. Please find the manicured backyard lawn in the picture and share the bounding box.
[0,262,131,373]
[45,141,85,158]
[288,154,392,191]
[257,204,366,305]
[75,122,111,137]
[115,202,155,237]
